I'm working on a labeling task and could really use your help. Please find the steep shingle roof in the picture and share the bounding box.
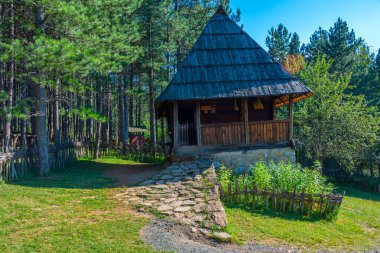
[156,6,312,108]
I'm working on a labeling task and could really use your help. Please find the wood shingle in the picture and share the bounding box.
[156,6,312,108]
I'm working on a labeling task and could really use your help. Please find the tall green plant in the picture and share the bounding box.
[217,161,333,195]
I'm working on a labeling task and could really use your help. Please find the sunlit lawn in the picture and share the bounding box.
[0,159,155,253]
[225,186,380,252]
[2,157,379,252]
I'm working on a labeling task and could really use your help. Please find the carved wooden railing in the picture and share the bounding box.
[201,120,290,146]
[248,119,290,144]
[201,122,245,146]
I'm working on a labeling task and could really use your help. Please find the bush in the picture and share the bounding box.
[217,161,334,195]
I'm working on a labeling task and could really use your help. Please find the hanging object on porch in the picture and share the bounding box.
[253,97,264,110]
[201,105,212,114]
[211,102,217,114]
[233,99,239,111]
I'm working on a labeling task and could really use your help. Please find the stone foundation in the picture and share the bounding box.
[211,147,296,172]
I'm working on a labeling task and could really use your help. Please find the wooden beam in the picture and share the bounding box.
[195,101,202,146]
[173,101,179,150]
[272,100,277,141]
[289,94,293,141]
[243,98,249,144]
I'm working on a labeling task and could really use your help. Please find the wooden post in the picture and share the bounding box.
[288,94,293,141]
[173,101,179,150]
[243,98,249,144]
[235,178,240,202]
[273,100,278,142]
[195,101,202,146]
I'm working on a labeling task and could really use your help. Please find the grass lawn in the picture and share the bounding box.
[225,186,380,252]
[0,158,156,253]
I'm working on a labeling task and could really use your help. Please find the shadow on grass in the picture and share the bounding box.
[335,184,380,202]
[10,159,160,189]
[223,202,326,223]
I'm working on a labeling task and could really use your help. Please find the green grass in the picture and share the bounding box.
[82,157,152,166]
[0,159,155,253]
[2,158,379,252]
[225,186,380,252]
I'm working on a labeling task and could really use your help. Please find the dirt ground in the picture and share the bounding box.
[105,163,160,186]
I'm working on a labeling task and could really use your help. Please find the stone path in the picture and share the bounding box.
[115,159,227,231]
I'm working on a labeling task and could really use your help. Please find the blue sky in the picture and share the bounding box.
[229,0,380,52]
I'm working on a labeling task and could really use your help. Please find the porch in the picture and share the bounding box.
[172,96,294,150]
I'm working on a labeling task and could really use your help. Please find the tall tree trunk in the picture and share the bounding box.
[148,70,156,154]
[35,5,49,175]
[53,82,60,145]
[119,71,129,155]
[94,88,103,159]
[3,0,15,153]
[20,77,27,151]
[129,64,134,127]
[86,88,93,142]
[136,64,142,127]
[148,20,156,154]
[107,90,113,144]
[35,84,50,175]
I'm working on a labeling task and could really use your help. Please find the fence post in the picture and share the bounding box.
[244,185,249,205]
[252,183,257,210]
[235,178,240,203]
[228,182,232,203]
[300,188,305,214]
[282,188,286,212]
[319,194,324,215]
[265,188,269,210]
[217,182,224,200]
[272,189,277,210]
[308,194,314,215]
[325,194,331,215]
[291,187,297,212]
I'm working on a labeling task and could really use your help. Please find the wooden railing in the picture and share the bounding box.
[201,122,245,146]
[201,120,290,146]
[248,119,290,144]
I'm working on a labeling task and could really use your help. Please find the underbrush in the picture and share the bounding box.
[217,161,334,194]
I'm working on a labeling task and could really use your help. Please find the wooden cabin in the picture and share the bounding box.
[156,6,312,156]
[129,126,148,147]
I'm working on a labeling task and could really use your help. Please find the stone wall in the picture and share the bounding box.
[211,147,296,172]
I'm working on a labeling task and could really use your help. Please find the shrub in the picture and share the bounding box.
[217,161,334,195]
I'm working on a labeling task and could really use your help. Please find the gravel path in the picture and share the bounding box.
[141,219,299,253]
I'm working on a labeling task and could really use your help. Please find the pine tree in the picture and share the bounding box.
[265,24,292,63]
[303,27,329,62]
[327,18,360,75]
[289,33,300,55]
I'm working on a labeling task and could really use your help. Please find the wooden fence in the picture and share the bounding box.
[218,181,344,218]
[83,143,165,162]
[0,142,80,182]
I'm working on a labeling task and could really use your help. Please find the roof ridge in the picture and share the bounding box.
[215,5,228,16]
